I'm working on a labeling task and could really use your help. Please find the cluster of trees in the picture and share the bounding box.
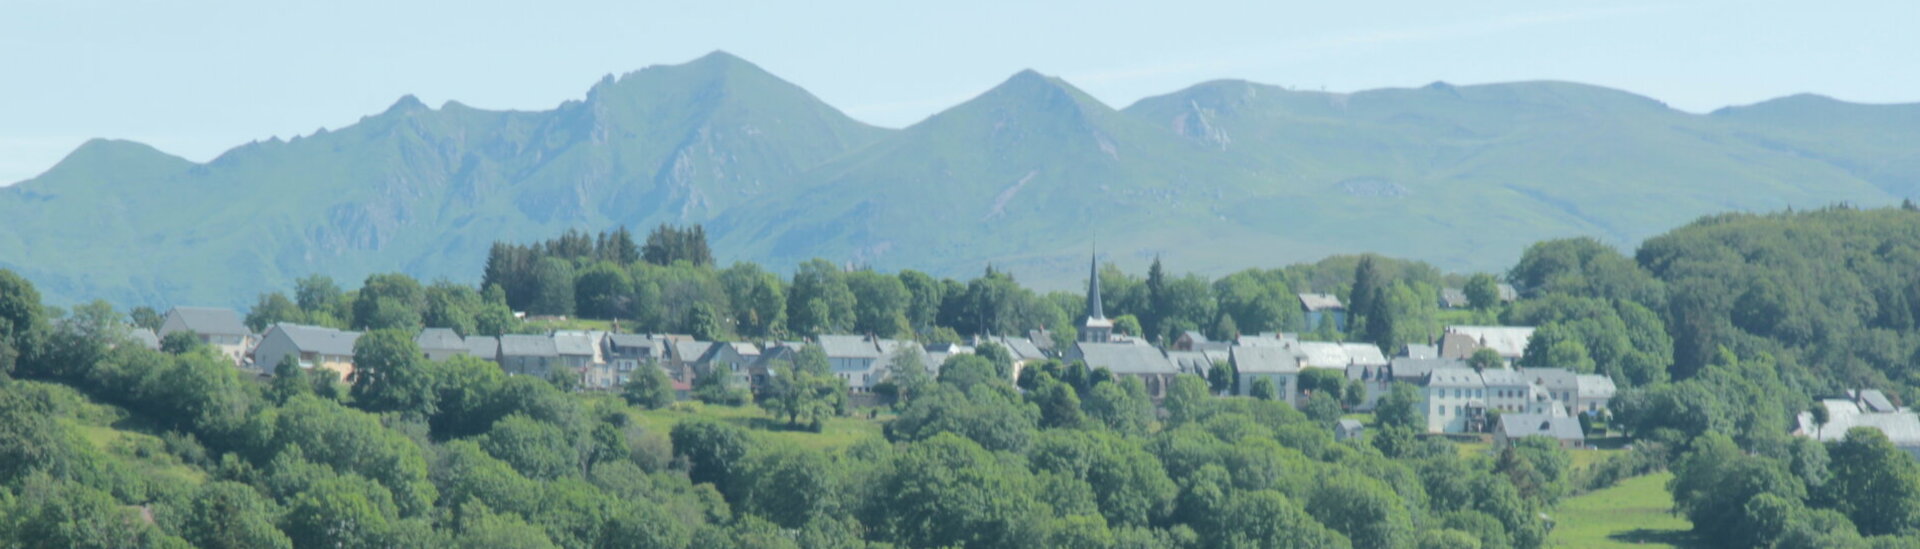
[1507,207,1920,545]
[463,226,1454,351]
[236,273,518,337]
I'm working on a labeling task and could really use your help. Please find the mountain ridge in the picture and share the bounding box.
[5,52,1918,307]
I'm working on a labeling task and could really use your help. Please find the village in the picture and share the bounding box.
[132,256,1920,458]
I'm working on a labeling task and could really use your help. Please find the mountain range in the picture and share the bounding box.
[5,51,1918,308]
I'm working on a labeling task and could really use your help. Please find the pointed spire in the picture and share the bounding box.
[1086,247,1105,321]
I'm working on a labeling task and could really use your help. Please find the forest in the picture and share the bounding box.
[3,206,1920,548]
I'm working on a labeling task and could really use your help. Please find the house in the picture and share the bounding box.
[415,328,467,362]
[158,307,252,366]
[1479,368,1537,414]
[670,339,718,380]
[1299,293,1347,332]
[1496,413,1585,449]
[1232,345,1301,405]
[1497,283,1520,303]
[1527,368,1580,412]
[1336,419,1365,441]
[1349,357,1464,410]
[702,342,761,389]
[1068,341,1180,398]
[604,334,665,385]
[1439,326,1536,362]
[463,336,500,362]
[989,336,1048,380]
[252,323,359,382]
[1795,394,1920,459]
[1573,374,1617,415]
[552,331,604,369]
[499,335,560,378]
[924,342,974,370]
[1423,368,1488,433]
[819,334,887,391]
[1439,288,1470,309]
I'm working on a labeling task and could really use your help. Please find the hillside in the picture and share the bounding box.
[4,52,1917,307]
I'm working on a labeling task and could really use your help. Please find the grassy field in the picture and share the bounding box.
[624,400,886,451]
[1548,472,1695,548]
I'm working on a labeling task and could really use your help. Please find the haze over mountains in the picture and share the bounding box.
[5,51,1918,308]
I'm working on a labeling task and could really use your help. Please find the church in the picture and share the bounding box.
[1062,253,1181,398]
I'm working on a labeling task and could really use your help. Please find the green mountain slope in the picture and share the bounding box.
[3,54,1916,307]
[0,52,889,306]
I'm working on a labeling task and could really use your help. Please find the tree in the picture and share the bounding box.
[127,306,163,332]
[529,257,577,316]
[574,261,634,319]
[1309,471,1415,549]
[1468,348,1503,372]
[1112,315,1142,338]
[671,418,751,492]
[270,355,311,404]
[1206,360,1235,395]
[349,329,437,416]
[1083,377,1153,436]
[480,413,580,480]
[1824,427,1920,536]
[1304,392,1343,428]
[867,433,1044,548]
[621,365,675,409]
[1343,379,1367,410]
[1249,377,1278,401]
[1163,374,1212,427]
[1376,382,1424,430]
[182,481,294,549]
[1030,378,1086,429]
[1300,368,1347,402]
[246,292,304,332]
[352,273,427,331]
[762,346,845,429]
[1465,274,1501,310]
[161,330,202,354]
[735,444,842,529]
[641,223,714,266]
[886,345,933,405]
[1350,255,1383,327]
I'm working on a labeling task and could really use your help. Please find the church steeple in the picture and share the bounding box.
[1080,250,1113,343]
[1086,253,1105,322]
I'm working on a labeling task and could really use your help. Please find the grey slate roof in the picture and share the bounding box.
[552,331,599,357]
[1403,344,1438,360]
[1298,293,1345,312]
[993,337,1046,361]
[1575,374,1617,399]
[1426,368,1485,388]
[1338,419,1364,431]
[817,335,882,359]
[1075,342,1178,375]
[1166,351,1212,375]
[415,328,465,352]
[1527,368,1579,391]
[606,333,656,349]
[1440,288,1469,308]
[500,335,558,357]
[673,340,718,363]
[1478,368,1526,386]
[272,323,360,356]
[1340,343,1389,367]
[1853,389,1898,413]
[1798,399,1920,446]
[166,307,250,336]
[1500,413,1585,442]
[1232,345,1300,374]
[464,336,499,360]
[1390,357,1466,381]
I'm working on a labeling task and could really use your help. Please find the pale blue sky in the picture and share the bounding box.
[2,0,1914,184]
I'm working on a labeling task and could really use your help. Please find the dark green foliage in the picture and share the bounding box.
[159,331,200,355]
[1163,374,1212,427]
[1824,427,1920,536]
[1376,382,1424,430]
[181,481,293,549]
[1249,377,1278,401]
[352,273,427,331]
[1207,360,1234,395]
[245,292,303,333]
[889,383,1038,453]
[1465,273,1501,310]
[641,224,714,267]
[865,433,1044,548]
[671,418,750,492]
[349,329,437,416]
[529,257,577,317]
[621,365,675,410]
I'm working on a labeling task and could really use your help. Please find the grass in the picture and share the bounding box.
[1570,446,1626,472]
[626,400,885,451]
[1548,472,1695,548]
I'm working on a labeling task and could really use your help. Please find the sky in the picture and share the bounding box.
[2,0,1915,185]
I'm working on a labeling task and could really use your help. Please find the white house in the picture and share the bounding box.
[1232,345,1301,405]
[1423,368,1488,433]
[158,307,252,366]
[252,323,359,382]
